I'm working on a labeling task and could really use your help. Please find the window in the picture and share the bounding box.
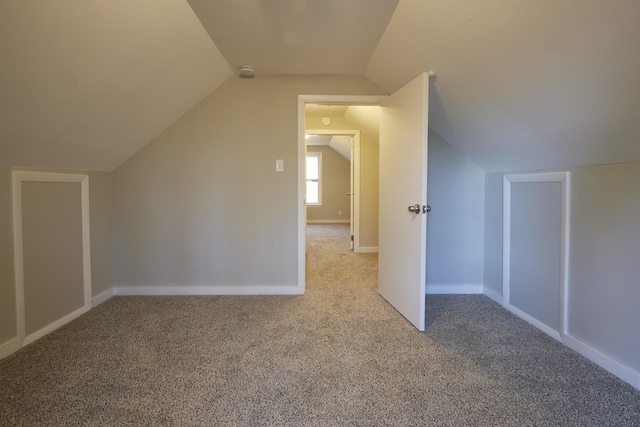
[306,152,322,205]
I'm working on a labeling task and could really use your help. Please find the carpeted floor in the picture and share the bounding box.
[1,224,639,426]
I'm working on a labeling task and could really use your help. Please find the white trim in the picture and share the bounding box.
[12,171,92,350]
[0,337,20,360]
[503,171,570,339]
[114,285,304,296]
[92,288,115,307]
[504,303,562,342]
[298,95,386,292]
[355,246,378,253]
[306,219,350,224]
[298,97,307,294]
[23,305,90,346]
[426,284,483,294]
[12,174,25,346]
[299,95,387,105]
[482,286,503,305]
[563,334,640,390]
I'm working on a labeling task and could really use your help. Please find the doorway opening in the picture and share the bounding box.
[305,130,357,250]
[299,98,385,292]
[298,76,430,332]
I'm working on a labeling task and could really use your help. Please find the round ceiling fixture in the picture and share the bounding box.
[238,65,255,79]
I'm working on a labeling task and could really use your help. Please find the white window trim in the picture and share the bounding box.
[306,151,322,206]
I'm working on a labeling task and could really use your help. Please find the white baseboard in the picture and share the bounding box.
[306,220,350,224]
[482,286,503,304]
[355,246,378,253]
[504,303,562,342]
[92,288,115,307]
[23,305,91,346]
[114,285,304,296]
[562,333,640,390]
[426,284,483,294]
[500,291,639,391]
[0,337,20,360]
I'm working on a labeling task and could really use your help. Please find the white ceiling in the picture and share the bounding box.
[2,0,640,173]
[187,0,399,75]
[306,135,333,146]
[306,135,352,161]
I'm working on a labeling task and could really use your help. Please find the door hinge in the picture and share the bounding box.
[351,235,354,241]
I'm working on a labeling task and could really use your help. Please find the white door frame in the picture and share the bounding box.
[502,171,570,341]
[297,95,387,292]
[305,129,361,249]
[12,171,92,347]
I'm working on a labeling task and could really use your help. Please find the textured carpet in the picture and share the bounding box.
[1,224,639,426]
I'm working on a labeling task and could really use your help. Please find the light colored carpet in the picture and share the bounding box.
[1,224,638,426]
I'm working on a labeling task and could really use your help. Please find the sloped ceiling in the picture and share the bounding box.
[0,0,232,171]
[307,135,352,161]
[2,0,639,173]
[367,0,640,172]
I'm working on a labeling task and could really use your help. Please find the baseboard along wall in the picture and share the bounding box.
[306,220,350,224]
[0,337,20,360]
[92,288,115,307]
[113,285,304,296]
[426,284,483,294]
[356,247,378,253]
[482,287,639,391]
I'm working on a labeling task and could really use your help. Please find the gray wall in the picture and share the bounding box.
[482,172,504,298]
[306,146,350,222]
[426,131,485,287]
[509,182,562,331]
[22,182,84,335]
[569,163,640,372]
[112,75,385,288]
[0,168,15,344]
[483,162,640,373]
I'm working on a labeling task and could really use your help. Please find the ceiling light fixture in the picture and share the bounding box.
[238,65,255,79]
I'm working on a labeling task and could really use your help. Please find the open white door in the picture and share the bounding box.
[378,73,429,331]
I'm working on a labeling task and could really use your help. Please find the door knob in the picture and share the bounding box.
[408,204,421,214]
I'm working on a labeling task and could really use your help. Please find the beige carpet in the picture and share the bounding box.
[0,224,638,426]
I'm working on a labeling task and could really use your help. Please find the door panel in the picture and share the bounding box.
[378,73,429,331]
[22,182,84,335]
[509,181,562,332]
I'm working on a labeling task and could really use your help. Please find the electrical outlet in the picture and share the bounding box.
[338,210,342,216]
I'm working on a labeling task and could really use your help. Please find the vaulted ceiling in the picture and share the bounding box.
[2,0,639,172]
